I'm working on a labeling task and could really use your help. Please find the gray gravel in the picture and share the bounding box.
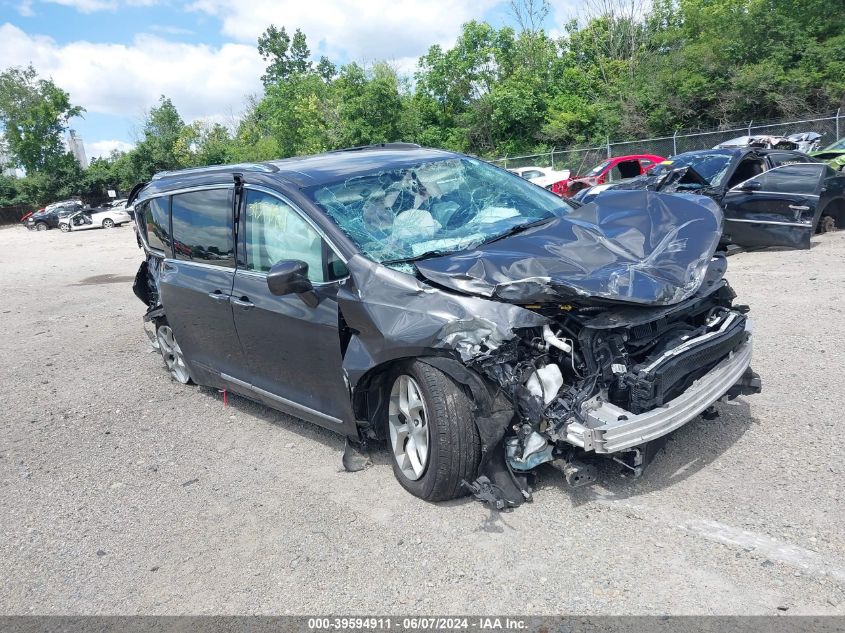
[1,223,844,615]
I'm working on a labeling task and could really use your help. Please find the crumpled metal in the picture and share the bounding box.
[414,190,724,306]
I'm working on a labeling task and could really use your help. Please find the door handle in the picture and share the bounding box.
[788,205,810,211]
[207,291,230,302]
[231,296,255,310]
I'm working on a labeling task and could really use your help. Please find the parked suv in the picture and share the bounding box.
[131,144,761,508]
[27,200,84,231]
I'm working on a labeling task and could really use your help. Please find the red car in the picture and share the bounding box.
[557,154,666,197]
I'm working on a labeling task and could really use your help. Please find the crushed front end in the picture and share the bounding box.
[405,191,762,508]
[462,270,760,507]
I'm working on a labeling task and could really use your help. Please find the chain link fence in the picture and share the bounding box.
[490,111,844,173]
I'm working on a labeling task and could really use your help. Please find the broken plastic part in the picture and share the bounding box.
[524,364,564,406]
[505,433,555,472]
[342,437,372,472]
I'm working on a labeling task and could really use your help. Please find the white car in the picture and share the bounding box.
[59,206,132,232]
[509,165,571,188]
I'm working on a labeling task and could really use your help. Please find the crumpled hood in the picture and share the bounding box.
[414,190,724,306]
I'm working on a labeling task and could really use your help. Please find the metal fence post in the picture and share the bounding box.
[837,108,841,141]
[673,130,678,156]
[551,148,555,169]
[747,120,753,136]
[606,136,611,158]
[503,155,508,169]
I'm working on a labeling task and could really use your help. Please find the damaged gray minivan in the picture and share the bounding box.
[131,144,761,508]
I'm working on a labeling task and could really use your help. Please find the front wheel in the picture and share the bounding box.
[387,361,480,501]
[102,218,115,228]
[59,223,71,233]
[35,222,48,231]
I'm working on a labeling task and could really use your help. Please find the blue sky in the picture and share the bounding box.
[0,0,575,159]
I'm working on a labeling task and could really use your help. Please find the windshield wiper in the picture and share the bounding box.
[381,249,456,266]
[475,215,556,247]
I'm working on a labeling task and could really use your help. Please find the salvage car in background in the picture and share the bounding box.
[558,154,665,198]
[59,205,132,232]
[26,200,84,231]
[811,137,845,172]
[130,145,760,508]
[509,165,571,189]
[579,148,845,248]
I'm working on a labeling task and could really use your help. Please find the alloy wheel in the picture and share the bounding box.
[156,325,191,383]
[388,374,430,480]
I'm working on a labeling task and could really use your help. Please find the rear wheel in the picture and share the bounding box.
[156,323,192,384]
[819,215,836,234]
[35,222,48,231]
[102,218,115,228]
[59,223,70,233]
[387,361,480,501]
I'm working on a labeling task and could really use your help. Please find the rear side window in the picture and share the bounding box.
[141,197,171,254]
[171,189,235,267]
[750,164,825,195]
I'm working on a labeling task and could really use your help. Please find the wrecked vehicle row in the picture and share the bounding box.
[130,145,761,508]
[577,148,845,249]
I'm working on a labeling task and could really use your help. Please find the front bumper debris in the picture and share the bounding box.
[565,333,754,454]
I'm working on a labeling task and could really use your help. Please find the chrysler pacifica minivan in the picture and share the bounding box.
[130,144,761,508]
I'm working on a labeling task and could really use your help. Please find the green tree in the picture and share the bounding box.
[0,65,84,173]
[128,96,186,180]
[258,25,312,86]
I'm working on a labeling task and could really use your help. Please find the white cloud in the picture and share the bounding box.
[87,139,135,158]
[24,0,158,13]
[0,23,264,126]
[187,0,500,66]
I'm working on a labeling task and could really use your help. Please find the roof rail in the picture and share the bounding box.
[327,143,422,154]
[151,162,279,181]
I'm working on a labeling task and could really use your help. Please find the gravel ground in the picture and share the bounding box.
[1,223,844,616]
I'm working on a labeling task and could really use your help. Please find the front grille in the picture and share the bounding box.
[627,315,748,413]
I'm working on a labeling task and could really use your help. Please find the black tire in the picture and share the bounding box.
[387,361,480,502]
[35,222,48,231]
[102,218,115,228]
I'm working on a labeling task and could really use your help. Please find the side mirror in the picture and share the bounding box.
[740,180,762,192]
[267,259,314,296]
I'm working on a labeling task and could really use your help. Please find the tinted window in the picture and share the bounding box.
[769,152,808,167]
[142,197,171,254]
[750,164,825,195]
[244,190,327,282]
[171,189,234,267]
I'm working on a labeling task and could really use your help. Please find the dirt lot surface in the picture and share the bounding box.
[1,223,845,615]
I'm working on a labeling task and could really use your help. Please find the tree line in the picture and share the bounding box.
[1,0,843,209]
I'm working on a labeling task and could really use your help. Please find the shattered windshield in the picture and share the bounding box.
[307,157,574,264]
[652,151,734,186]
